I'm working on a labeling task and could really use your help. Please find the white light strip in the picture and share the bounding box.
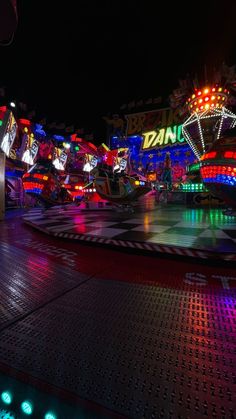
[196,113,205,154]
[217,106,225,140]
[182,126,201,160]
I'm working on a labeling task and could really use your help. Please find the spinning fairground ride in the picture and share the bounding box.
[171,64,236,215]
[0,109,151,212]
[91,147,151,212]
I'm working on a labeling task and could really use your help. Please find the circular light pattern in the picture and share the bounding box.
[44,412,57,419]
[21,401,33,415]
[187,85,229,113]
[1,391,12,405]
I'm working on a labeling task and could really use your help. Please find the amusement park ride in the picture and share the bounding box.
[0,107,151,214]
[171,64,236,215]
[1,63,236,215]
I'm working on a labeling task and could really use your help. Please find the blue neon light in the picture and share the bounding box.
[24,188,43,194]
[53,135,65,141]
[204,175,236,185]
[34,124,46,137]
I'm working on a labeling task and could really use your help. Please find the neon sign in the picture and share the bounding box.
[141,125,185,150]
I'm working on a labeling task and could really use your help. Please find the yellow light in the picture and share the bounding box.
[194,101,197,105]
[204,88,209,94]
[199,98,203,103]
[205,104,209,109]
[222,97,225,101]
[211,96,215,100]
[191,94,195,99]
[212,88,216,92]
[135,180,140,185]
[75,186,79,189]
[24,127,28,133]
[218,87,222,92]
[190,104,193,108]
[218,96,221,99]
[43,176,48,180]
[196,107,199,112]
[216,103,219,107]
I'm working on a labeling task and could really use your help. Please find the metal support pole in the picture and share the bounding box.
[0,151,5,220]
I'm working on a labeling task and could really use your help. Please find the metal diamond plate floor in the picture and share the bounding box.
[0,213,236,418]
[0,242,88,331]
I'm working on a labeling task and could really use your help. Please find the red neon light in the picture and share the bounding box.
[224,151,236,158]
[201,165,236,177]
[18,118,31,126]
[87,142,97,150]
[201,151,217,160]
[70,191,84,197]
[71,134,83,142]
[23,182,44,190]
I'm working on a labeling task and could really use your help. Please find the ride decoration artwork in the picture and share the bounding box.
[0,108,17,157]
[170,64,236,161]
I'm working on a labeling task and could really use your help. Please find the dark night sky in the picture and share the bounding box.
[1,0,236,139]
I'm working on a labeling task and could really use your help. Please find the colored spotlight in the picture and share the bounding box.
[45,412,57,419]
[21,400,33,415]
[1,391,12,405]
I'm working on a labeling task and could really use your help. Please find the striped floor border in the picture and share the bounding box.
[23,219,236,261]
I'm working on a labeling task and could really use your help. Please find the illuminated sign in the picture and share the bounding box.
[0,111,17,157]
[126,108,182,136]
[52,148,68,170]
[141,125,185,150]
[83,155,98,172]
[22,139,39,165]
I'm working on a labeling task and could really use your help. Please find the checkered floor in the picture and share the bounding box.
[22,199,236,259]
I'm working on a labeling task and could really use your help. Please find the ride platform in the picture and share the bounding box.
[22,194,236,261]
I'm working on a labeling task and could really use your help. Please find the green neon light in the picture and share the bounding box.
[0,120,3,126]
[188,162,200,172]
[1,391,12,405]
[142,124,185,150]
[45,412,57,419]
[21,401,33,415]
[180,183,205,192]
